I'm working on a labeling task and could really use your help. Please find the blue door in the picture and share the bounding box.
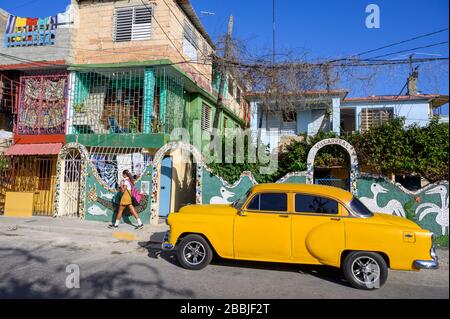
[159,156,173,217]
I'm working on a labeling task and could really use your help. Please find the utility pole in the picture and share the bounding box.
[272,0,275,66]
[212,15,233,131]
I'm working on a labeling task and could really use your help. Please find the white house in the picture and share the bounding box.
[249,91,448,152]
[248,89,349,151]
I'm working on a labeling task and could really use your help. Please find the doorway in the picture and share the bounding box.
[159,156,173,217]
[60,149,83,217]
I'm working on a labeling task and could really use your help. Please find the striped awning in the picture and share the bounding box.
[5,143,62,156]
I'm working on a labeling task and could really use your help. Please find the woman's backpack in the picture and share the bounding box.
[131,185,143,205]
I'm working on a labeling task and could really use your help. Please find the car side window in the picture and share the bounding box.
[295,194,338,215]
[246,193,287,212]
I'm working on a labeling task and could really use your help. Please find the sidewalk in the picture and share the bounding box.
[0,215,169,244]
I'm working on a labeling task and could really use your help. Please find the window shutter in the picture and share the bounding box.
[114,6,152,42]
[183,19,198,61]
[201,104,211,131]
[114,8,133,42]
[132,6,152,40]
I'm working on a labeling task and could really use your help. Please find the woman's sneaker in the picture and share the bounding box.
[108,224,119,229]
[135,223,144,230]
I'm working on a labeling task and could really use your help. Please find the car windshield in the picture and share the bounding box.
[232,190,251,210]
[348,197,374,217]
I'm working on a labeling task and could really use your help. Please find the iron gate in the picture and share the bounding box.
[60,149,82,217]
[314,178,350,191]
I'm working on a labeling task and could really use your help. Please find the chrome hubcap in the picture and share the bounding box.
[351,256,381,285]
[183,241,206,266]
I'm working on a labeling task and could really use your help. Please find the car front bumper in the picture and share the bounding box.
[161,231,175,251]
[414,247,439,270]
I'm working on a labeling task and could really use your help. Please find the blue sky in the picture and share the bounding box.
[1,0,448,113]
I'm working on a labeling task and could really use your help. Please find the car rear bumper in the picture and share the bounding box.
[414,247,439,270]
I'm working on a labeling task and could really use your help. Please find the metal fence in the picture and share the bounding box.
[68,67,186,135]
[0,156,57,216]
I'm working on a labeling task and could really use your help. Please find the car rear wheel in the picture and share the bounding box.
[342,251,388,290]
[176,234,213,270]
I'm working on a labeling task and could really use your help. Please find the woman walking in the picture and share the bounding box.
[109,170,144,230]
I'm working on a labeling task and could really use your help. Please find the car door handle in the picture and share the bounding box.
[330,217,341,221]
[279,214,289,218]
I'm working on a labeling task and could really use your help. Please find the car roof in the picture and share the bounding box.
[250,183,354,203]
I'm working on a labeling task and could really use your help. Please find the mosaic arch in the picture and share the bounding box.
[54,142,90,219]
[150,142,204,224]
[306,138,359,195]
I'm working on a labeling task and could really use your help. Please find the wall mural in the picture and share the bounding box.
[358,174,449,240]
[201,170,307,205]
[202,170,257,205]
[84,164,152,224]
[54,141,448,246]
[200,168,448,246]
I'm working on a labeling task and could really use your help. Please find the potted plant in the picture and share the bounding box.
[73,103,85,113]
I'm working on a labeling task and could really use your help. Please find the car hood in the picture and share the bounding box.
[178,204,238,215]
[371,213,421,229]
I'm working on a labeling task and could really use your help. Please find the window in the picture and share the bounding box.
[113,6,153,42]
[282,110,297,122]
[183,19,198,61]
[201,104,211,131]
[360,108,394,132]
[236,87,241,104]
[228,77,234,97]
[348,197,373,217]
[247,193,287,212]
[223,117,228,130]
[295,194,338,215]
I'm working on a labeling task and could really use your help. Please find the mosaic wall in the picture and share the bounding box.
[84,162,153,224]
[358,174,449,241]
[200,169,448,246]
[201,170,307,205]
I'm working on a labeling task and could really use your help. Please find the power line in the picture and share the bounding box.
[331,27,449,62]
[365,41,449,60]
[139,0,211,83]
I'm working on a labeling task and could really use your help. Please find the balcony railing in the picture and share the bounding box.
[4,28,56,48]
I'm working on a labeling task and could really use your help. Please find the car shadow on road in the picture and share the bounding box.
[138,234,352,289]
[211,256,351,288]
[138,232,179,267]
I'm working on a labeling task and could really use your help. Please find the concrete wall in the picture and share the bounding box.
[73,0,213,92]
[0,7,73,66]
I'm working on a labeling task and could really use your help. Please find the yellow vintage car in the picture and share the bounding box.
[162,184,438,289]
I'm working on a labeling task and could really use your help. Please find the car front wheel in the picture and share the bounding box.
[342,251,388,290]
[176,234,213,270]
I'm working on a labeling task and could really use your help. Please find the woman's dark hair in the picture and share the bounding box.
[122,170,135,186]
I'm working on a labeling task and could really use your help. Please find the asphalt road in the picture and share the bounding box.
[0,221,448,299]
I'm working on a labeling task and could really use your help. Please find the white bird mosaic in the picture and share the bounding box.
[210,187,235,204]
[415,185,449,236]
[360,183,406,218]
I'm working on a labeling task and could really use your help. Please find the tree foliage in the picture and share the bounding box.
[207,117,449,184]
